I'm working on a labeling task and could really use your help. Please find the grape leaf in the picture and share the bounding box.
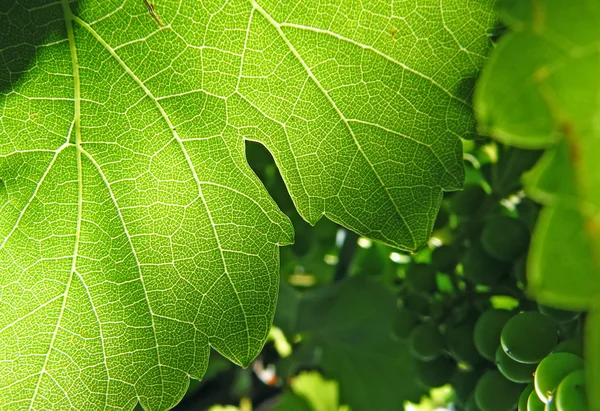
[586,304,600,411]
[475,4,600,404]
[275,278,424,410]
[523,141,600,308]
[273,393,313,411]
[0,0,495,409]
[474,0,600,309]
[274,371,339,411]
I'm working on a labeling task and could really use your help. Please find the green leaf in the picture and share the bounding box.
[476,0,600,223]
[274,392,314,411]
[525,142,600,309]
[0,1,496,409]
[275,278,423,409]
[273,281,302,338]
[276,371,340,411]
[206,406,240,411]
[474,0,600,309]
[586,305,600,411]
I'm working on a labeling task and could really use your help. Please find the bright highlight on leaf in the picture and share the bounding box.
[0,0,496,409]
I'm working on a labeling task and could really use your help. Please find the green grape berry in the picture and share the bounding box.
[446,322,484,366]
[404,386,428,405]
[501,311,558,363]
[466,393,482,411]
[534,353,584,403]
[391,308,419,340]
[415,355,456,388]
[556,370,588,411]
[452,184,487,217]
[481,215,529,262]
[429,298,445,319]
[474,370,522,411]
[403,292,430,317]
[495,345,537,383]
[537,304,580,324]
[513,255,527,285]
[474,309,513,361]
[518,383,534,411]
[517,197,541,232]
[453,305,481,326]
[553,339,583,357]
[461,241,509,286]
[431,245,459,273]
[409,322,445,361]
[528,390,545,411]
[405,263,437,293]
[496,275,520,296]
[451,369,484,406]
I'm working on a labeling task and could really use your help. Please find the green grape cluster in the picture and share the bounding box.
[391,149,589,411]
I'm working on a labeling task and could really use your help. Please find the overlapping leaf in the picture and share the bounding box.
[0,0,495,409]
[475,4,600,407]
[475,0,600,309]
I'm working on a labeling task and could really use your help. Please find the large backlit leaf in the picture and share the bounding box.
[0,0,495,409]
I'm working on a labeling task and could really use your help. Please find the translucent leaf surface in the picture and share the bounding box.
[475,0,600,309]
[0,1,495,409]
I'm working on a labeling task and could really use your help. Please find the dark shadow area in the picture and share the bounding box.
[0,0,78,94]
[489,23,509,44]
[244,140,296,216]
[173,344,283,411]
[245,140,320,257]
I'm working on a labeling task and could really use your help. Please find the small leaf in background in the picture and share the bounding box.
[272,392,313,411]
[207,406,240,411]
[519,140,599,308]
[288,372,339,411]
[273,282,302,340]
[275,277,424,410]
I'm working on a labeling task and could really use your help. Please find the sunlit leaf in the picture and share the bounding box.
[0,0,495,409]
